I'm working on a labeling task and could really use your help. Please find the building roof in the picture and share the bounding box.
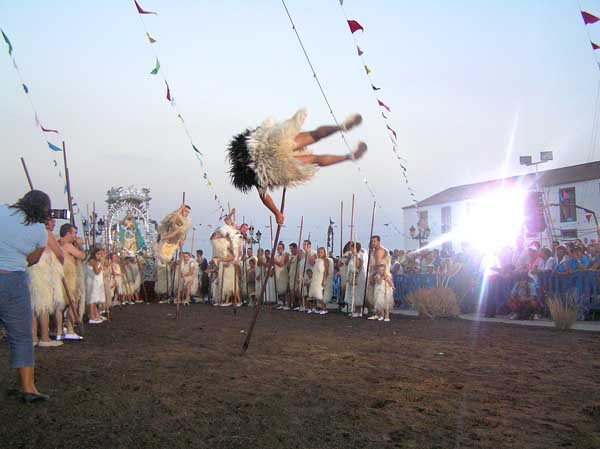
[403,160,600,210]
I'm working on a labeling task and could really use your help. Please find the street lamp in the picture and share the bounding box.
[409,224,430,248]
[520,151,553,243]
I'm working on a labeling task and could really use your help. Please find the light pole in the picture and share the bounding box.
[520,151,553,244]
[409,224,430,248]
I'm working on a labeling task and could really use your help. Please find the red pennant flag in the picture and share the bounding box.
[347,20,364,34]
[378,99,391,112]
[135,0,157,15]
[592,42,600,50]
[582,11,600,25]
[586,214,592,222]
[387,125,397,140]
[165,81,172,101]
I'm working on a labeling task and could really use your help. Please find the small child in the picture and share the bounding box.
[370,264,394,322]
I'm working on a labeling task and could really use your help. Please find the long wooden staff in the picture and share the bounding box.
[349,194,357,313]
[20,157,84,333]
[362,201,377,314]
[62,141,75,226]
[119,260,133,301]
[299,232,312,310]
[176,193,186,317]
[136,255,149,303]
[270,216,278,305]
[61,278,85,336]
[339,201,343,261]
[20,157,34,191]
[290,216,303,308]
[242,189,287,353]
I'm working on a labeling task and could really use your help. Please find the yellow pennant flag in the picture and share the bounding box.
[364,65,371,75]
[146,32,156,43]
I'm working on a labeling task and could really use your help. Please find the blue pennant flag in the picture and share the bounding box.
[47,141,62,152]
[1,29,13,55]
[22,84,28,93]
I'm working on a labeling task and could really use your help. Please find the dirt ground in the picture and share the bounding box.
[1,303,600,449]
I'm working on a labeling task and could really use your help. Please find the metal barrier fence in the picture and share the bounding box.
[393,270,600,320]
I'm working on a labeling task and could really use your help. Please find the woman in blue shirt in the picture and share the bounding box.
[0,190,54,403]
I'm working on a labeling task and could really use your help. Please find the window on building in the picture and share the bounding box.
[441,206,452,233]
[559,187,576,223]
[560,229,578,239]
[418,210,428,229]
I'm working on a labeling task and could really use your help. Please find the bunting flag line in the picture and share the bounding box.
[41,124,59,134]
[1,29,12,55]
[387,125,397,140]
[378,99,391,112]
[2,27,65,188]
[280,0,407,238]
[347,19,364,34]
[165,80,172,101]
[582,11,600,25]
[47,141,62,152]
[338,2,419,208]
[135,0,157,15]
[132,1,228,220]
[150,58,160,74]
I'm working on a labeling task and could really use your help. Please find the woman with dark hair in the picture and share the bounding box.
[0,190,57,403]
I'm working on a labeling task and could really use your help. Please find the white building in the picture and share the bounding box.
[402,161,600,251]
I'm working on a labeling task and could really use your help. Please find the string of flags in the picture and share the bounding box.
[280,0,405,238]
[580,9,600,70]
[1,27,67,192]
[338,2,419,209]
[132,0,227,219]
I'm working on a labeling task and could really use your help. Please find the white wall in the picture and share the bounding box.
[402,178,600,251]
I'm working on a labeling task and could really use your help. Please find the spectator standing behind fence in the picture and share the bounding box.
[0,190,54,403]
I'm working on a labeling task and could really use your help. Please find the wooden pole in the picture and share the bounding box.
[350,194,355,245]
[362,201,377,315]
[349,194,357,313]
[242,189,287,353]
[62,141,75,225]
[290,216,303,308]
[20,157,34,190]
[136,256,149,303]
[339,201,343,261]
[61,278,85,336]
[299,232,311,311]
[176,192,186,317]
[270,216,278,305]
[92,202,96,247]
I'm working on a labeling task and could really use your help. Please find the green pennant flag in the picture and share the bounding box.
[150,58,160,75]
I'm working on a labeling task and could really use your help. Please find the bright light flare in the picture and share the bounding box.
[460,187,526,255]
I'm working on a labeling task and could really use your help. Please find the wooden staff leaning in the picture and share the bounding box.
[176,193,186,318]
[362,201,377,316]
[290,216,303,309]
[269,216,278,306]
[242,189,287,353]
[299,231,312,310]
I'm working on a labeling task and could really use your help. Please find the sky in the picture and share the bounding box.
[2,0,600,251]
